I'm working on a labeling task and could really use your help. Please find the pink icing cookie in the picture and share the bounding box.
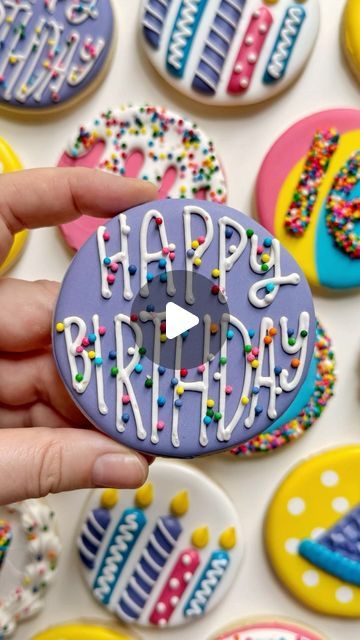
[210,616,326,639]
[58,105,227,251]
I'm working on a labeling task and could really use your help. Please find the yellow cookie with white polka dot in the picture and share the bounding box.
[265,445,360,617]
[0,136,27,276]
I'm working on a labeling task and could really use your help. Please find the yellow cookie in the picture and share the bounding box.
[32,622,138,640]
[343,0,360,83]
[0,137,27,275]
[265,445,360,617]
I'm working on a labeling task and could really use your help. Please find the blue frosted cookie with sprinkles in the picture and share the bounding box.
[140,0,320,105]
[77,461,242,628]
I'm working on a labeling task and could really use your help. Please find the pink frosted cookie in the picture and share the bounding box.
[256,108,360,291]
[58,105,227,251]
[210,616,326,639]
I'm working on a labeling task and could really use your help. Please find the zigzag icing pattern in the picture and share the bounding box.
[93,509,147,604]
[184,550,229,617]
[142,0,172,49]
[167,0,207,76]
[264,5,306,83]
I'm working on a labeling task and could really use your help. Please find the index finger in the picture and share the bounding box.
[0,167,157,263]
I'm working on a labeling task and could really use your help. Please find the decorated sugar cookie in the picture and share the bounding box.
[256,108,360,290]
[0,499,61,638]
[342,0,360,84]
[266,445,360,617]
[0,136,28,275]
[0,0,115,112]
[58,105,227,251]
[32,622,138,640]
[230,319,335,456]
[140,0,320,106]
[53,199,316,458]
[77,461,242,628]
[210,616,326,639]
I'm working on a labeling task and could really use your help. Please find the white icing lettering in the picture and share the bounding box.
[218,215,248,303]
[248,236,300,308]
[184,205,214,304]
[140,209,175,298]
[97,217,133,301]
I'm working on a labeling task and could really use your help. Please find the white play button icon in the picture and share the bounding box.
[165,302,199,340]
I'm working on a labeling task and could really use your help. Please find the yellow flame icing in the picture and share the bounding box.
[100,489,119,510]
[191,526,210,549]
[135,482,154,508]
[170,490,189,516]
[219,526,237,550]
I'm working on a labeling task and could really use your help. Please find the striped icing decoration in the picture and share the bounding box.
[143,0,173,49]
[117,515,182,621]
[227,6,273,94]
[78,507,112,570]
[263,4,306,83]
[192,0,246,95]
[183,550,230,617]
[149,548,200,625]
[167,0,208,77]
[93,508,147,605]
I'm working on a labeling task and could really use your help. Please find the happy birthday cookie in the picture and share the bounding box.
[32,622,139,640]
[342,0,360,84]
[256,108,360,291]
[0,0,115,112]
[209,616,326,639]
[266,445,360,617]
[53,198,315,458]
[140,0,320,106]
[0,499,61,638]
[0,136,28,275]
[58,105,227,251]
[230,318,336,456]
[77,461,242,628]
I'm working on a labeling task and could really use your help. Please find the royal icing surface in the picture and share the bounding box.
[53,199,315,458]
[265,445,360,617]
[0,499,61,638]
[32,622,137,640]
[77,461,242,628]
[0,136,28,275]
[343,0,360,83]
[140,0,320,106]
[230,318,336,456]
[58,105,227,251]
[0,0,114,110]
[211,617,325,639]
[256,108,360,290]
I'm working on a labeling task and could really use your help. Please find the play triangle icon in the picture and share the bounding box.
[165,302,199,340]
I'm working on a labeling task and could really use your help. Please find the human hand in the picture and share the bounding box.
[0,167,157,505]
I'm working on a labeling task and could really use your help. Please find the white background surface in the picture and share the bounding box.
[3,0,360,638]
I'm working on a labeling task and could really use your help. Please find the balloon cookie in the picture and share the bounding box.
[266,445,360,617]
[342,0,360,84]
[140,0,320,106]
[0,136,27,276]
[77,461,242,628]
[230,318,335,456]
[209,616,326,639]
[0,0,115,113]
[256,108,360,291]
[32,622,139,640]
[0,499,61,638]
[58,105,227,251]
[53,199,316,458]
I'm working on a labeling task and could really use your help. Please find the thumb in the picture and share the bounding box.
[0,427,149,504]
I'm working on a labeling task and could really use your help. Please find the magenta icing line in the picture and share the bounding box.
[227,6,273,94]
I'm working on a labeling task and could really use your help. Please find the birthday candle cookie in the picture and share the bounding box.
[342,0,360,85]
[0,0,115,113]
[0,499,61,638]
[230,318,336,456]
[32,622,139,640]
[265,445,360,617]
[140,0,320,106]
[58,105,227,251]
[77,461,242,628]
[0,136,27,275]
[53,198,316,458]
[256,108,360,291]
[209,616,327,639]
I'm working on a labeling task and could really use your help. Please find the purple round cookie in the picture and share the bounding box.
[0,0,114,111]
[53,199,316,458]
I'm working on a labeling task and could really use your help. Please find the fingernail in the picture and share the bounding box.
[92,453,147,488]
